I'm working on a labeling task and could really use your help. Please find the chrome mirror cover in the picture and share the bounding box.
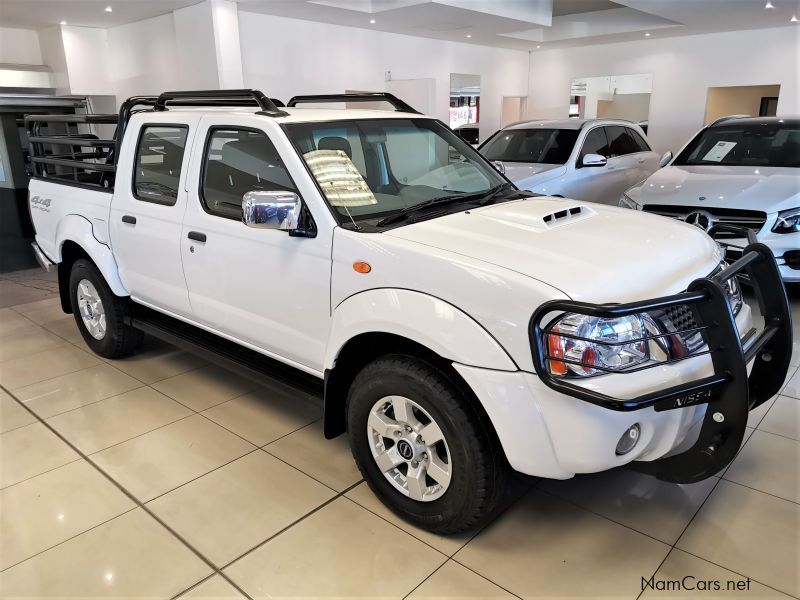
[242,190,302,231]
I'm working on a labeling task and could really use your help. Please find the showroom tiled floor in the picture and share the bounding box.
[0,268,798,599]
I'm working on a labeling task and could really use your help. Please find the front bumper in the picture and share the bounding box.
[525,242,792,483]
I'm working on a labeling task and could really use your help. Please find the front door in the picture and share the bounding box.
[180,115,331,373]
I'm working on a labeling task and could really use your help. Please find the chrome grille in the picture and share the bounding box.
[642,205,767,238]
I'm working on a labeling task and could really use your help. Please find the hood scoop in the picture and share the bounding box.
[542,205,592,226]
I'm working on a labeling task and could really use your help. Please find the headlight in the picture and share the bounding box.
[772,208,800,234]
[546,313,653,377]
[619,191,642,210]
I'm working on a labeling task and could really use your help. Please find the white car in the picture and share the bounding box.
[621,116,800,282]
[27,91,792,534]
[480,119,660,205]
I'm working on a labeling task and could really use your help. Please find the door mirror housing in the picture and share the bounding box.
[581,153,607,168]
[242,191,302,231]
[659,151,673,168]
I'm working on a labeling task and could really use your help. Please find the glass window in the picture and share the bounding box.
[201,128,297,220]
[606,126,641,157]
[285,118,507,229]
[580,127,610,159]
[480,128,579,164]
[133,126,188,205]
[629,128,651,152]
[675,121,800,167]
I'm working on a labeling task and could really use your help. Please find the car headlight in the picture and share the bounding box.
[772,208,800,234]
[546,313,653,377]
[619,191,642,210]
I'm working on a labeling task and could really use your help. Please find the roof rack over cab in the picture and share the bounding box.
[709,115,751,127]
[153,89,288,117]
[286,93,420,114]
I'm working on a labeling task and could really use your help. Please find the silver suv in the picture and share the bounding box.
[480,119,660,205]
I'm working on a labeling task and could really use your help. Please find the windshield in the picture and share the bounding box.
[284,118,509,229]
[480,128,579,164]
[675,121,800,167]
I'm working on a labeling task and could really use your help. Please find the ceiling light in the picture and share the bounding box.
[644,32,651,37]
[104,5,112,11]
[765,1,774,7]
[792,14,799,21]
[536,45,541,49]
[466,34,472,38]
[369,18,376,24]
[59,20,67,25]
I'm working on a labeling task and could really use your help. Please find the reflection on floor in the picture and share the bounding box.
[1,268,798,599]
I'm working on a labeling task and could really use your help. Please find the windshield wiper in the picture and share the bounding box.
[376,183,515,227]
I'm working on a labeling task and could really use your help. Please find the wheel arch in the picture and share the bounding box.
[55,216,128,312]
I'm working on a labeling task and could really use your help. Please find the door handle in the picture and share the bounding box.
[187,231,207,243]
[121,215,136,225]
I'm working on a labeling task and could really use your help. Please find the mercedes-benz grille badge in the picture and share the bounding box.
[685,210,714,232]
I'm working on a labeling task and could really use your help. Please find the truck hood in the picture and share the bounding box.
[385,197,721,302]
[500,162,563,184]
[638,165,800,213]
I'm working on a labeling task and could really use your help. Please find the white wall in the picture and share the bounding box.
[61,26,112,95]
[106,14,179,101]
[528,26,800,154]
[173,2,219,89]
[238,12,530,141]
[37,26,70,93]
[0,27,43,65]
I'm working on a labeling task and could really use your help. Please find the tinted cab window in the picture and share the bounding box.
[580,127,610,159]
[606,126,642,157]
[133,125,189,205]
[481,128,579,164]
[201,128,296,220]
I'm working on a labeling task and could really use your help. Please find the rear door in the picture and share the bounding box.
[109,115,200,316]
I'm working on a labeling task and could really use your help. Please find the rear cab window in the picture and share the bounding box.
[133,125,189,205]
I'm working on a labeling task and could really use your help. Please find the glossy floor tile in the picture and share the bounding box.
[202,384,322,446]
[454,489,671,599]
[45,386,192,454]
[91,413,256,502]
[147,450,335,565]
[225,496,446,599]
[265,420,362,492]
[0,421,78,488]
[677,480,800,596]
[0,271,797,599]
[0,460,134,570]
[0,509,212,599]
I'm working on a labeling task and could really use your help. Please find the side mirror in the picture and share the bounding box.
[581,153,607,168]
[659,151,673,168]
[491,160,505,175]
[242,190,301,231]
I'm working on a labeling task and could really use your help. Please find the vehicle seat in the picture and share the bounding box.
[318,136,353,158]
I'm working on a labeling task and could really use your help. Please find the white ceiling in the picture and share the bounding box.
[0,0,798,49]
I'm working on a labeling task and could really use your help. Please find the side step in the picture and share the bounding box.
[128,305,323,398]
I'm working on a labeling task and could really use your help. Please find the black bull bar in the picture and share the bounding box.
[530,242,792,483]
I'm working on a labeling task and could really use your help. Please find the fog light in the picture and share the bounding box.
[615,423,641,455]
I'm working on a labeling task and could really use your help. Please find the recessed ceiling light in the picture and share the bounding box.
[59,20,67,25]
[792,14,799,21]
[644,32,651,37]
[466,34,472,38]
[369,18,376,24]
[536,45,541,49]
[104,5,112,12]
[765,1,775,8]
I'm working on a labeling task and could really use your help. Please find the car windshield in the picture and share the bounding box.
[675,121,800,168]
[284,118,509,229]
[480,128,579,164]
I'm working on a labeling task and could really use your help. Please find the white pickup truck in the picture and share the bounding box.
[26,90,792,533]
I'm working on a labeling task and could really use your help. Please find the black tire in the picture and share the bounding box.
[347,354,509,534]
[69,258,143,358]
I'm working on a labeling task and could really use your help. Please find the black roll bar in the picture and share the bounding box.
[287,93,420,114]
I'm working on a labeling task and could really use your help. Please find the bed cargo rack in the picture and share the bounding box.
[529,239,792,483]
[287,93,420,114]
[24,90,288,191]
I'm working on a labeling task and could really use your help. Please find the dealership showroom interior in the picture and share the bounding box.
[1,0,800,598]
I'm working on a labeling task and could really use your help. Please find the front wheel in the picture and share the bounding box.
[69,259,143,358]
[346,355,508,534]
